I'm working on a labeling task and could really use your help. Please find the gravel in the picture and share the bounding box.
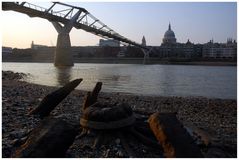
[2,71,237,158]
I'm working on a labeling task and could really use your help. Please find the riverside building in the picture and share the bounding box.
[2,46,13,54]
[202,38,237,59]
[156,23,198,58]
[152,23,236,60]
[99,39,120,47]
[16,25,236,60]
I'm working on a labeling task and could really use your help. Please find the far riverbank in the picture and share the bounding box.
[2,57,237,66]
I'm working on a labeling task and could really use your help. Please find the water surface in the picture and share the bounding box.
[2,62,237,99]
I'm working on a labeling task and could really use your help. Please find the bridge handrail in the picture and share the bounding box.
[3,2,147,49]
[20,2,67,18]
[20,2,46,13]
[16,2,137,45]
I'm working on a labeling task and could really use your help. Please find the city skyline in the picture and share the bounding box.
[2,2,237,48]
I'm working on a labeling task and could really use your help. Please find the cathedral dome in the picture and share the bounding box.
[162,23,176,44]
[164,29,175,38]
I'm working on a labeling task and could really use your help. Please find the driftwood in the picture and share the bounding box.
[83,82,102,110]
[13,117,79,158]
[149,112,203,158]
[29,79,82,118]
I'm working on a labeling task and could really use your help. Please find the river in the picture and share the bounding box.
[2,62,237,99]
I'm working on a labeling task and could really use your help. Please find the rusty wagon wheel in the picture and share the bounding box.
[79,82,163,157]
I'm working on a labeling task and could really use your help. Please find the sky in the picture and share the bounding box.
[2,2,237,49]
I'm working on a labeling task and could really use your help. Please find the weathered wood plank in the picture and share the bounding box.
[149,112,203,158]
[83,82,102,110]
[29,78,82,118]
[13,117,79,158]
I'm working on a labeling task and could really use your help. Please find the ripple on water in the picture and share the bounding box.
[2,62,237,99]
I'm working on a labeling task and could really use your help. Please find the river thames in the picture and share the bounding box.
[2,62,237,99]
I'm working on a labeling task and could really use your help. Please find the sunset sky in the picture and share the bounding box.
[2,2,237,49]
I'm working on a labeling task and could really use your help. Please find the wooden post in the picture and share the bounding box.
[83,82,102,110]
[13,117,79,158]
[29,78,82,118]
[149,112,203,158]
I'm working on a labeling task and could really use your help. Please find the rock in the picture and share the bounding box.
[2,127,6,134]
[19,136,28,144]
[113,146,118,151]
[9,129,27,139]
[103,149,110,158]
[115,138,120,145]
[142,149,147,154]
[82,145,92,150]
[206,147,227,158]
[10,139,19,146]
[1,72,237,158]
[2,146,12,158]
[116,150,124,157]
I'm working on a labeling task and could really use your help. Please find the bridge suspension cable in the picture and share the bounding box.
[3,2,148,50]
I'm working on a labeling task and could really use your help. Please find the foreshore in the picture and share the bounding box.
[2,71,237,157]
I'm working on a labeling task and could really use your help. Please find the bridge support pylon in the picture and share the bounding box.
[53,22,73,66]
[52,10,81,67]
[142,48,153,65]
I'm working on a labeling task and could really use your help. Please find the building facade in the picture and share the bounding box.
[202,39,237,59]
[99,39,120,47]
[156,24,197,58]
[22,25,236,60]
[31,41,48,49]
[2,46,13,54]
[151,23,237,60]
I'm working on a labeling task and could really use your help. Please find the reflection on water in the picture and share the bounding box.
[159,66,177,95]
[2,62,237,99]
[55,67,72,86]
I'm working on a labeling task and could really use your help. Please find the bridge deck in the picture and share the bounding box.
[2,2,148,50]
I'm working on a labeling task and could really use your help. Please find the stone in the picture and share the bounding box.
[206,147,227,158]
[116,150,124,157]
[10,139,19,146]
[18,136,27,143]
[9,129,27,139]
[115,138,121,145]
[2,146,12,158]
[103,149,110,158]
[2,127,6,134]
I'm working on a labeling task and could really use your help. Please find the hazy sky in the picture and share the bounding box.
[2,2,237,48]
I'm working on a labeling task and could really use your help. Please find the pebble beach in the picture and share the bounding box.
[2,71,237,158]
